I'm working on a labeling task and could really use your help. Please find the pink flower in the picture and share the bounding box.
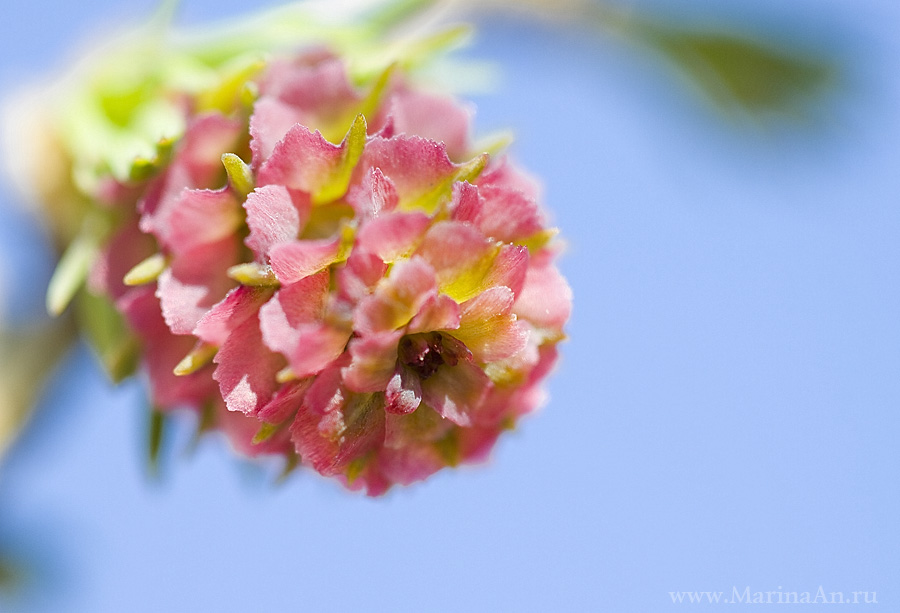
[91,49,571,494]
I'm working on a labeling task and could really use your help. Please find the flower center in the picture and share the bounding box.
[398,332,459,380]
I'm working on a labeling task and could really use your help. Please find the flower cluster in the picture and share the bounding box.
[64,45,570,494]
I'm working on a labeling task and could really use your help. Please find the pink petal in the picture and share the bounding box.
[216,399,293,457]
[117,285,162,340]
[259,54,360,115]
[476,336,561,428]
[474,184,545,243]
[387,88,472,161]
[291,390,385,476]
[529,342,561,384]
[256,124,343,192]
[345,167,399,220]
[258,283,318,357]
[353,257,437,334]
[478,157,541,201]
[417,221,490,273]
[141,188,239,255]
[249,96,306,164]
[95,176,143,206]
[287,323,351,377]
[513,260,573,332]
[213,314,285,415]
[377,444,445,486]
[302,357,348,416]
[88,222,156,301]
[137,178,168,229]
[193,285,274,346]
[165,188,241,255]
[261,271,330,333]
[457,425,503,464]
[268,237,342,284]
[117,286,218,410]
[462,283,515,316]
[406,293,461,334]
[258,378,312,424]
[372,114,396,139]
[140,113,243,229]
[416,221,496,300]
[421,359,491,427]
[290,410,340,475]
[178,113,245,188]
[156,237,238,335]
[353,135,456,206]
[385,366,422,415]
[454,286,530,363]
[449,181,482,225]
[483,244,529,298]
[342,330,403,392]
[477,352,555,427]
[244,185,309,259]
[338,462,393,497]
[259,272,349,376]
[335,249,388,305]
[356,211,430,262]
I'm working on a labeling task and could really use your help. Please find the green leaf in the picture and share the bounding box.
[0,318,76,460]
[127,136,175,183]
[632,21,836,116]
[173,342,217,377]
[123,252,168,286]
[185,400,217,456]
[74,290,141,383]
[147,407,167,478]
[276,453,299,484]
[434,430,461,467]
[345,454,370,485]
[195,56,266,114]
[348,23,474,84]
[313,114,368,206]
[226,263,279,287]
[0,554,24,594]
[221,153,254,198]
[45,208,119,316]
[251,421,281,445]
[468,1,837,119]
[357,63,398,120]
[45,234,96,317]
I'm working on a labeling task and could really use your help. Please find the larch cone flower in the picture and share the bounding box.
[14,9,571,494]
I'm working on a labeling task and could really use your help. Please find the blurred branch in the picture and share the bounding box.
[445,0,838,119]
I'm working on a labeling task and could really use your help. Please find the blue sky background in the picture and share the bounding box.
[1,1,898,611]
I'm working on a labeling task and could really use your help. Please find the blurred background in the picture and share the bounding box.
[0,0,897,611]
